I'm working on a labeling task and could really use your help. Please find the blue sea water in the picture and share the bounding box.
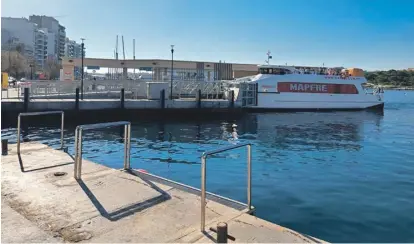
[2,90,414,242]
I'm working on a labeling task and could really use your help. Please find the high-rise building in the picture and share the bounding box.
[46,31,57,60]
[58,25,66,59]
[29,15,66,60]
[1,17,36,59]
[64,38,83,58]
[34,28,48,67]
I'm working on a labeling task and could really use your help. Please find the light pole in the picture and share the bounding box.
[170,45,174,99]
[29,64,33,80]
[81,38,85,100]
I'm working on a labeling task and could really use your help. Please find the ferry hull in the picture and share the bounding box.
[246,103,384,112]
[248,93,384,111]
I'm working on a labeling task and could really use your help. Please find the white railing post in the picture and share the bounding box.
[200,142,252,232]
[16,111,65,155]
[73,121,132,179]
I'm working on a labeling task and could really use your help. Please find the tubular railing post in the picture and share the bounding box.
[200,142,252,232]
[17,115,21,155]
[77,129,83,178]
[72,121,131,179]
[201,155,207,231]
[123,123,131,170]
[128,124,131,169]
[247,144,252,211]
[60,112,64,149]
[74,127,79,179]
[16,111,64,156]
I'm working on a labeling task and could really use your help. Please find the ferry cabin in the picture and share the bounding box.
[235,65,384,110]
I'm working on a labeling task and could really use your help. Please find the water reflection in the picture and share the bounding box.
[254,112,383,152]
[2,111,383,155]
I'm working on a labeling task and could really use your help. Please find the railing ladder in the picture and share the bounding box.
[200,142,252,231]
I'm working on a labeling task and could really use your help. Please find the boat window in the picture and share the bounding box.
[259,68,292,75]
[272,68,291,75]
[259,68,269,74]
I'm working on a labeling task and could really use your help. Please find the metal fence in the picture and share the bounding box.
[1,79,233,100]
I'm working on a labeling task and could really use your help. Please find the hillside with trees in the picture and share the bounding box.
[365,69,414,88]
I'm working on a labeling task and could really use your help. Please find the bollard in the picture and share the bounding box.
[23,87,29,112]
[75,88,80,111]
[196,89,202,109]
[255,83,258,106]
[2,139,8,155]
[120,88,125,109]
[229,90,235,108]
[160,89,165,109]
[216,222,228,243]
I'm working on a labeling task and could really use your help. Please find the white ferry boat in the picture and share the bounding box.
[230,65,384,111]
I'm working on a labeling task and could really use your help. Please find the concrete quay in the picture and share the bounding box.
[1,98,235,112]
[1,142,325,243]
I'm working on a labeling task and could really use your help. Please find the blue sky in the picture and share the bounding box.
[2,0,413,70]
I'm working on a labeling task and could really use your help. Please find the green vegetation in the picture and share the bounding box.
[365,69,414,88]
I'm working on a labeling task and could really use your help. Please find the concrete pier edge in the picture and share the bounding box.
[1,142,327,243]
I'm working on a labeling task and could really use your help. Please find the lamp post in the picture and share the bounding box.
[81,38,85,100]
[29,64,33,80]
[170,45,174,99]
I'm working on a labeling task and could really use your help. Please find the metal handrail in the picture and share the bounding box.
[200,142,252,231]
[17,111,64,154]
[74,121,131,179]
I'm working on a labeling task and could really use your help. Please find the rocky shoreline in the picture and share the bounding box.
[365,83,414,90]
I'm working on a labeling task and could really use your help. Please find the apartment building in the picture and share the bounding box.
[29,15,66,60]
[34,28,48,67]
[64,38,83,58]
[1,17,36,58]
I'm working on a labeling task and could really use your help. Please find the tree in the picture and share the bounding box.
[365,69,414,87]
[44,58,61,80]
[1,50,28,79]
